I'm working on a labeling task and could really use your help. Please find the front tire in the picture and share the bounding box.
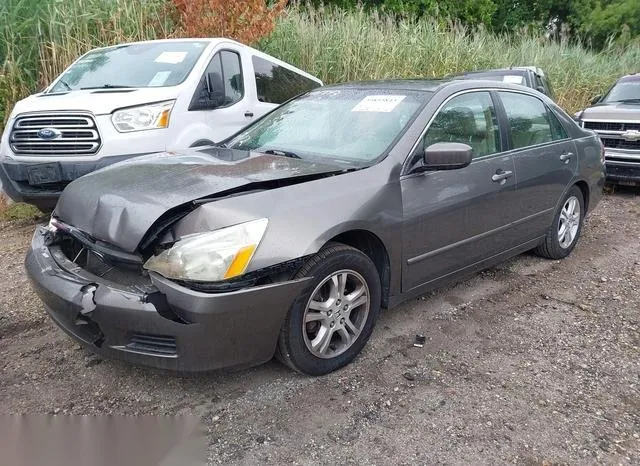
[535,185,584,259]
[277,244,381,375]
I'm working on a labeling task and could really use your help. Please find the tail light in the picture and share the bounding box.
[599,139,606,164]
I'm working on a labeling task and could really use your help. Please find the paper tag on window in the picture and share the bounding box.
[502,75,524,84]
[155,51,187,64]
[148,71,171,87]
[352,95,406,112]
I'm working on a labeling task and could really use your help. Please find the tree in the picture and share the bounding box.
[171,0,287,45]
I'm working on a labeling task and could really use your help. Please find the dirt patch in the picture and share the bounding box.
[1,191,639,464]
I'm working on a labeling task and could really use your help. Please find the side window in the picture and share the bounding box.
[252,56,320,104]
[498,92,554,149]
[189,50,243,110]
[421,91,500,159]
[547,108,568,140]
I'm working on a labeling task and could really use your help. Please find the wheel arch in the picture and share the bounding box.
[326,229,392,308]
[574,179,590,213]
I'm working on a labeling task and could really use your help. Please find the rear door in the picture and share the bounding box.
[401,91,519,291]
[496,91,577,239]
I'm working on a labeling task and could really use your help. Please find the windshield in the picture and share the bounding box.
[602,80,640,103]
[48,41,209,93]
[225,88,429,164]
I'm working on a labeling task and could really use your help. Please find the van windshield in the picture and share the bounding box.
[225,88,430,165]
[47,41,209,93]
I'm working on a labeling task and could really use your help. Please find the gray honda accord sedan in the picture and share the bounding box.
[26,79,605,375]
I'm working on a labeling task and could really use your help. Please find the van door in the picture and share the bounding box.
[187,47,253,144]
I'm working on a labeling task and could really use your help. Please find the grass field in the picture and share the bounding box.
[2,2,639,122]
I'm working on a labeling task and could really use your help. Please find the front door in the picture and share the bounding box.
[401,91,519,292]
[189,47,252,143]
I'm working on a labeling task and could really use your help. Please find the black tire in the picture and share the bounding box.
[535,185,585,259]
[277,243,381,376]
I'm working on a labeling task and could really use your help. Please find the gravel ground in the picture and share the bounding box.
[0,190,639,465]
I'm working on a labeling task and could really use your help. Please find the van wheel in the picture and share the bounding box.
[277,244,381,375]
[535,186,584,259]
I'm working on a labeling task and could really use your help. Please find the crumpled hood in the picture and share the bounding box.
[12,87,178,116]
[55,148,343,252]
[580,102,640,121]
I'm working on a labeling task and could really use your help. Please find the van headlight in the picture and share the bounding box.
[111,100,174,132]
[143,218,268,282]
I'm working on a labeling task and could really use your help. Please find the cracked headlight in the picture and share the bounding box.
[143,218,268,281]
[111,100,174,132]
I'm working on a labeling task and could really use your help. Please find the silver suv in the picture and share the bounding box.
[575,73,640,185]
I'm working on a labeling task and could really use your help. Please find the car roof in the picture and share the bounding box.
[618,73,640,82]
[317,78,545,95]
[322,79,450,92]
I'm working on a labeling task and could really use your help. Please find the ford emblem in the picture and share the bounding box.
[37,127,62,140]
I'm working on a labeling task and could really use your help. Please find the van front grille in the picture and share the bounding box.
[10,113,101,155]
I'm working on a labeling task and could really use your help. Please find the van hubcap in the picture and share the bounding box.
[302,270,370,359]
[558,196,580,249]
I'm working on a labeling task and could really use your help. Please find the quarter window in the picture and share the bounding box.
[252,56,320,104]
[421,91,500,159]
[498,92,563,149]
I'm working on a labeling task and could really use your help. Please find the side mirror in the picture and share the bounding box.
[423,142,473,171]
[535,85,546,94]
[591,95,602,105]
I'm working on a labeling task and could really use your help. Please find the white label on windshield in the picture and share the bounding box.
[148,71,171,86]
[155,51,187,64]
[352,95,406,112]
[503,75,524,84]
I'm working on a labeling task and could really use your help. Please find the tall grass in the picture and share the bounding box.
[0,0,173,124]
[1,2,640,126]
[261,7,640,112]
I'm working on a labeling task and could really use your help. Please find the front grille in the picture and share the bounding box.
[10,113,101,155]
[601,137,640,150]
[584,121,640,132]
[127,334,177,356]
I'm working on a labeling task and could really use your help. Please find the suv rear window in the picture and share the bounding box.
[252,56,320,104]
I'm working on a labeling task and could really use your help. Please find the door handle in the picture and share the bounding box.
[560,152,573,163]
[491,169,513,183]
[244,111,254,118]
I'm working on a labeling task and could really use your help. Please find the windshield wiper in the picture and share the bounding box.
[58,80,72,91]
[80,84,133,90]
[262,149,302,159]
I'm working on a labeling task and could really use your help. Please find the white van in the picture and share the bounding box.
[0,38,322,210]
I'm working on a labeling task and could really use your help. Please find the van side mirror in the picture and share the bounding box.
[535,85,546,94]
[423,142,473,171]
[591,95,602,105]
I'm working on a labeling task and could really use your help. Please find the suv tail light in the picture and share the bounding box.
[599,139,606,163]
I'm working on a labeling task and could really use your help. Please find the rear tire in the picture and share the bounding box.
[535,185,584,259]
[277,243,381,376]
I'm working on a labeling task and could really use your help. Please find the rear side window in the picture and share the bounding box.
[252,56,320,104]
[498,92,557,149]
[421,91,500,159]
[548,109,568,140]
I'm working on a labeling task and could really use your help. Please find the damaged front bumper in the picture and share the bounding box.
[25,226,309,372]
